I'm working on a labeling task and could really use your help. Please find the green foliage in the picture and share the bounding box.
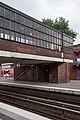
[42,17,77,40]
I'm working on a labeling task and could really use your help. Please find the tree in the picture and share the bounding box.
[42,17,77,40]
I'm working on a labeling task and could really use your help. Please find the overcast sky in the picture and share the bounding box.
[1,0,80,45]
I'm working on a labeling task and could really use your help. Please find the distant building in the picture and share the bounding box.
[0,2,73,83]
[70,44,80,80]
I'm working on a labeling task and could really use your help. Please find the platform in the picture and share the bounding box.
[0,80,80,95]
[0,102,50,120]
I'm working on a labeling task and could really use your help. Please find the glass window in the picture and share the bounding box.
[59,39,62,45]
[41,40,43,47]
[0,17,3,27]
[46,28,49,34]
[10,21,15,30]
[10,11,15,21]
[16,33,20,42]
[40,26,43,32]
[54,31,57,37]
[46,42,49,48]
[56,45,59,50]
[49,36,51,42]
[0,28,4,38]
[44,27,46,33]
[33,38,36,45]
[4,19,9,29]
[4,9,10,18]
[50,43,54,50]
[33,22,36,29]
[33,30,37,37]
[59,46,61,51]
[0,6,4,16]
[52,37,54,42]
[21,16,26,25]
[21,35,25,43]
[26,36,29,44]
[40,33,43,39]
[26,27,29,35]
[56,39,59,44]
[37,40,41,46]
[54,37,56,43]
[57,33,59,38]
[28,19,32,28]
[52,30,54,36]
[49,29,51,35]
[26,19,29,26]
[44,34,47,40]
[10,31,15,40]
[41,33,43,40]
[28,37,33,45]
[29,28,33,36]
[36,31,39,38]
[15,23,20,32]
[15,14,20,23]
[44,41,47,48]
[59,33,62,39]
[21,25,25,34]
[4,30,10,39]
[54,44,56,50]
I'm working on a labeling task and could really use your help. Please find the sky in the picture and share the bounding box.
[1,0,80,45]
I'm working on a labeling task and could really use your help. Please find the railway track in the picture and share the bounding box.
[0,84,80,120]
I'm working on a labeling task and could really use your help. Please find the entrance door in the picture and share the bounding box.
[44,66,49,82]
[77,69,80,80]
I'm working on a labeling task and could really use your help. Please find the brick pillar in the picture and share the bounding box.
[49,63,58,83]
[58,62,70,83]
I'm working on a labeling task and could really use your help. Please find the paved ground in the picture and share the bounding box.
[0,113,14,120]
[0,79,80,89]
[0,102,50,120]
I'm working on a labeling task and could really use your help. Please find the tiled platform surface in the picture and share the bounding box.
[0,79,80,95]
[0,102,50,120]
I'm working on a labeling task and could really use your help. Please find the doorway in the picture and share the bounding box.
[44,66,49,82]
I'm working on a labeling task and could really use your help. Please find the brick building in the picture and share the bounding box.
[70,44,80,80]
[0,2,73,83]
